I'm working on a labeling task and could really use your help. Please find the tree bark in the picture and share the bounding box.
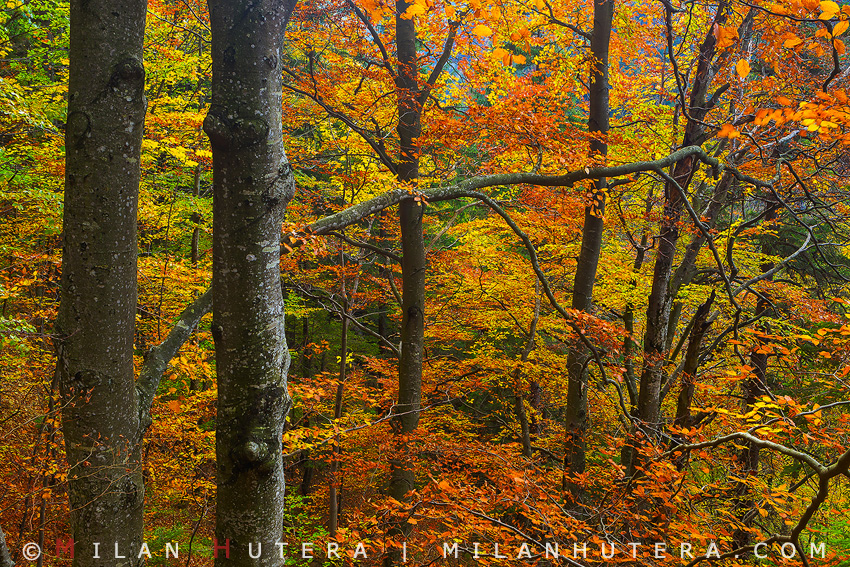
[329,281,349,537]
[563,0,614,498]
[671,291,716,469]
[732,203,777,550]
[191,164,202,266]
[513,281,540,459]
[385,3,425,563]
[203,0,298,564]
[0,524,12,567]
[56,1,148,564]
[626,1,726,478]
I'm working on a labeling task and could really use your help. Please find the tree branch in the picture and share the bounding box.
[285,146,720,241]
[418,22,459,106]
[136,287,212,434]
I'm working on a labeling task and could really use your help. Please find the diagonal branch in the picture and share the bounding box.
[347,0,396,78]
[418,22,459,106]
[286,145,721,239]
[136,287,212,434]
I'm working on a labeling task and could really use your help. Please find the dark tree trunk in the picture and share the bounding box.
[563,0,614,500]
[626,2,726,478]
[191,164,202,266]
[732,204,777,550]
[388,0,424,504]
[671,291,716,469]
[56,1,148,564]
[300,313,311,378]
[329,290,349,536]
[385,3,425,564]
[204,0,298,564]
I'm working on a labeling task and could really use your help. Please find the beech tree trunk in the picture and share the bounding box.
[626,2,726,477]
[329,284,349,537]
[204,0,298,564]
[191,164,202,266]
[56,1,148,564]
[563,0,613,498]
[385,3,425,564]
[388,0,424,505]
[0,524,12,567]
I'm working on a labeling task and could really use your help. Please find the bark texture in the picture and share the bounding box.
[0,524,12,567]
[56,1,148,564]
[627,1,727,477]
[563,0,614,495]
[204,0,298,564]
[386,2,425,561]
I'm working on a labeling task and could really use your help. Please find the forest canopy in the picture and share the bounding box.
[1,0,850,565]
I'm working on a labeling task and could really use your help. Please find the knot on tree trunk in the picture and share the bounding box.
[203,106,270,150]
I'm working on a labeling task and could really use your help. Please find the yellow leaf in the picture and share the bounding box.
[820,0,839,15]
[534,0,545,10]
[736,59,750,78]
[404,3,426,17]
[472,24,492,37]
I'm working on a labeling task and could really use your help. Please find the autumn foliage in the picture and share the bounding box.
[2,0,850,565]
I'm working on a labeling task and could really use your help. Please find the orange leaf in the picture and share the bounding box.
[472,24,492,37]
[718,123,740,139]
[736,59,750,78]
[820,0,839,16]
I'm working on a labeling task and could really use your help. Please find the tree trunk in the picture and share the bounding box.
[329,288,349,537]
[297,313,310,378]
[732,204,777,550]
[513,281,540,458]
[191,164,202,266]
[0,524,13,567]
[563,0,614,499]
[56,1,148,564]
[626,2,726,478]
[671,291,716,469]
[386,2,425,563]
[204,0,298,564]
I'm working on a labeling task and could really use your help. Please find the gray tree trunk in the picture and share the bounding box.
[0,524,13,567]
[203,0,298,564]
[563,0,614,500]
[56,1,148,564]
